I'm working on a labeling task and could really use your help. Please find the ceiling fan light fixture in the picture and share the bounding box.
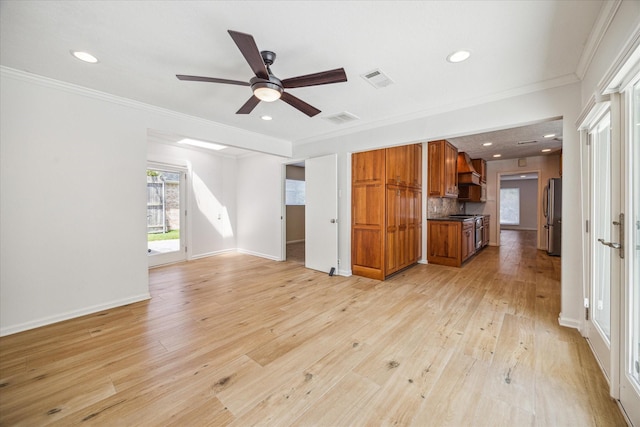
[252,81,282,102]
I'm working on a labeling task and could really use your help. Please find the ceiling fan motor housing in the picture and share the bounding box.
[250,75,283,101]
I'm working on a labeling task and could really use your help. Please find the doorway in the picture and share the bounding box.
[282,154,339,274]
[284,163,306,266]
[147,165,187,267]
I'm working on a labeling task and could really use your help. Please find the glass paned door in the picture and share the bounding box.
[587,111,615,380]
[620,78,640,426]
[147,167,186,267]
[593,113,613,342]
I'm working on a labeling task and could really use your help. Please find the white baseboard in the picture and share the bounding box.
[338,268,352,277]
[558,315,582,330]
[236,248,282,262]
[0,293,151,337]
[190,248,235,260]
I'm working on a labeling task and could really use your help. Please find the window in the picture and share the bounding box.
[285,179,305,205]
[500,188,520,225]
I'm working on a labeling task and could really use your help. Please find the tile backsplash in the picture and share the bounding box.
[427,197,463,218]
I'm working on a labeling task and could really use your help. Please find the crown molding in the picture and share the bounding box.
[0,66,292,155]
[576,0,623,80]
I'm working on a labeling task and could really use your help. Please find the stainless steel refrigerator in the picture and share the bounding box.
[543,178,562,256]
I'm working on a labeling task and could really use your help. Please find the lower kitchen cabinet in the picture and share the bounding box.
[427,221,460,267]
[482,215,490,247]
[427,217,486,267]
[461,221,475,262]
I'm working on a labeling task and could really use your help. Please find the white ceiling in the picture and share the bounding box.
[0,1,603,154]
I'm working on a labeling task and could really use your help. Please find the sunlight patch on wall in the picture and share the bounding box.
[192,173,234,238]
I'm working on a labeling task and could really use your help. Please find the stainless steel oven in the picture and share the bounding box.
[475,216,483,250]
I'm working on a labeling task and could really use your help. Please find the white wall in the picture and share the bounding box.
[236,153,285,261]
[0,69,291,335]
[146,141,238,258]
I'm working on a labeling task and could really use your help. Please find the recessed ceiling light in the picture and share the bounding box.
[446,50,471,63]
[178,138,226,151]
[482,142,493,146]
[543,133,556,138]
[71,50,98,63]
[493,154,502,158]
[541,148,552,153]
[261,115,273,121]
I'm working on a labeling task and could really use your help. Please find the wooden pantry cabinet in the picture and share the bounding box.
[352,144,422,280]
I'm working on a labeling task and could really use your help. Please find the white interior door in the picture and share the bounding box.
[305,154,338,274]
[587,110,620,382]
[619,77,640,426]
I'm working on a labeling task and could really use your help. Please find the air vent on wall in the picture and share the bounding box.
[322,111,360,125]
[360,68,394,88]
[517,140,538,145]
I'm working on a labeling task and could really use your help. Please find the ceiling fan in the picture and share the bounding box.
[177,30,347,117]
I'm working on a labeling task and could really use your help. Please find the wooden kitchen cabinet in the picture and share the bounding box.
[427,221,460,267]
[457,183,486,203]
[352,149,386,280]
[428,217,487,267]
[461,221,475,262]
[352,144,422,280]
[483,215,490,247]
[428,140,458,198]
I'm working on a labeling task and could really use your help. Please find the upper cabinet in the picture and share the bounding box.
[428,140,458,198]
[386,144,422,188]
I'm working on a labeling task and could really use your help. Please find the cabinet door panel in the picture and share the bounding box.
[386,185,400,274]
[353,149,385,184]
[427,221,460,267]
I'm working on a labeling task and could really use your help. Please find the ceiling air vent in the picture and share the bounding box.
[361,68,394,89]
[517,140,538,145]
[322,111,360,125]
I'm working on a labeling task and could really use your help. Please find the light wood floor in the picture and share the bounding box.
[0,230,626,426]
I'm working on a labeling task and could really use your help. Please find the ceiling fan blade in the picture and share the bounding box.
[281,68,347,89]
[176,75,250,86]
[236,96,260,114]
[280,92,321,117]
[228,30,269,80]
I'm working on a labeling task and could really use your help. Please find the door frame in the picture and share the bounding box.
[582,104,620,390]
[147,161,189,268]
[618,68,640,426]
[495,169,542,249]
[281,158,307,262]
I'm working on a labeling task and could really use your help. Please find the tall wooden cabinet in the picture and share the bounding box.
[352,144,422,280]
[428,140,458,198]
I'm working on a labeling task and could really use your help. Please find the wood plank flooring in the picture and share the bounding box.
[0,230,627,426]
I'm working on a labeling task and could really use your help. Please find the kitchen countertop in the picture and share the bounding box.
[427,215,484,222]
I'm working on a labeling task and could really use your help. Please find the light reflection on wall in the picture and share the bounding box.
[192,172,234,238]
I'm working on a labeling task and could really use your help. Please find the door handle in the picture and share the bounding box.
[597,238,621,249]
[330,218,337,224]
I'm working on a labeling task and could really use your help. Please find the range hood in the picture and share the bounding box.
[457,152,481,186]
